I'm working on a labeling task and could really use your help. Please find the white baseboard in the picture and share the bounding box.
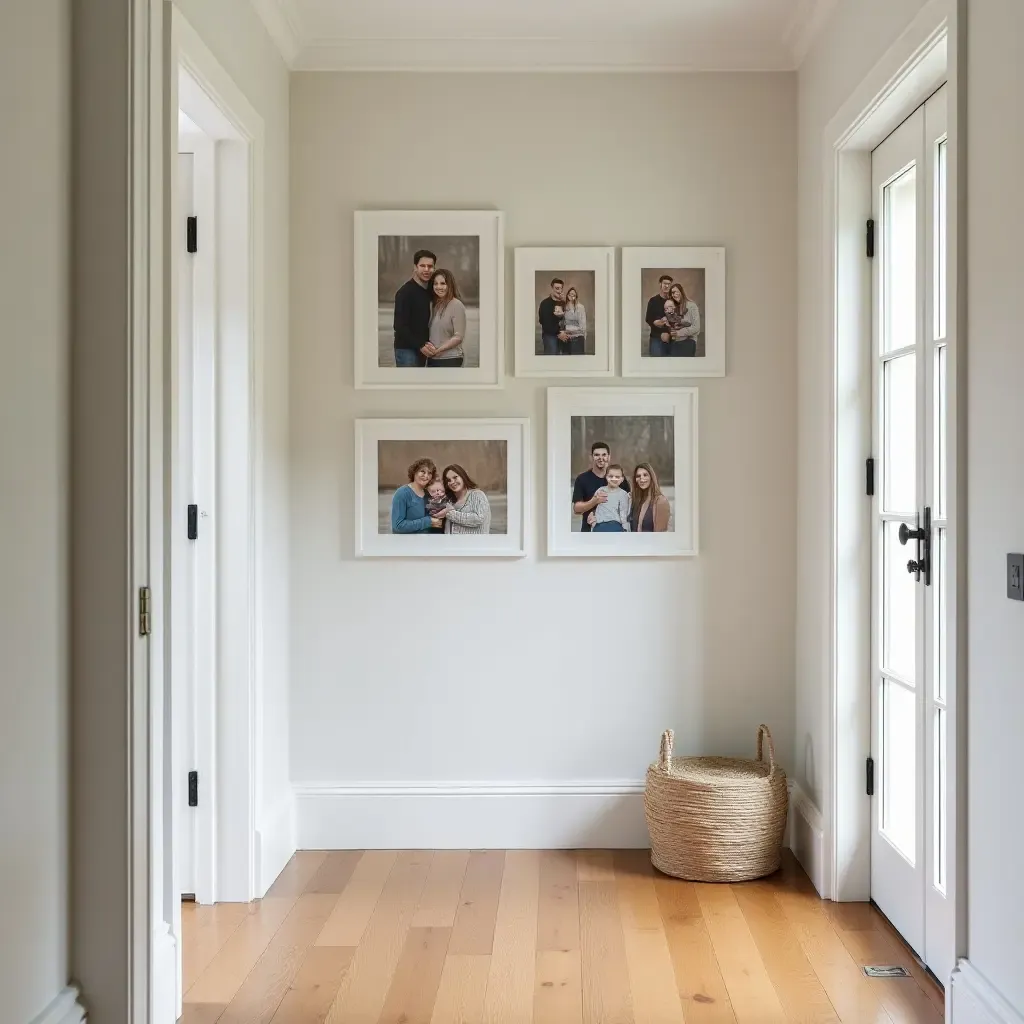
[256,792,296,896]
[152,922,177,1024]
[951,960,1024,1024]
[786,780,826,895]
[29,987,87,1024]
[294,781,649,850]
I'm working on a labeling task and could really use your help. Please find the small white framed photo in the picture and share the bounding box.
[354,210,505,390]
[547,387,699,558]
[514,247,615,377]
[355,418,530,558]
[621,246,725,378]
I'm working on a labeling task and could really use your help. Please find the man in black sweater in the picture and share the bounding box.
[392,248,436,367]
[537,277,569,355]
[645,274,673,357]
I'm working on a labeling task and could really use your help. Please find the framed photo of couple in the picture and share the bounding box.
[354,417,530,558]
[621,246,726,378]
[547,387,699,558]
[513,247,616,378]
[353,210,505,390]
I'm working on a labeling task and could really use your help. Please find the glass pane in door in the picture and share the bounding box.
[883,521,917,682]
[884,353,917,514]
[884,166,917,353]
[883,678,917,861]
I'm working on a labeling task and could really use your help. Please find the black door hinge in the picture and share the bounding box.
[866,757,875,797]
[866,457,875,497]
[187,504,199,541]
[866,218,875,259]
[186,216,198,254]
[188,771,198,807]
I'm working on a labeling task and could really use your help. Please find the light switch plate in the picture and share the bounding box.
[1008,554,1024,602]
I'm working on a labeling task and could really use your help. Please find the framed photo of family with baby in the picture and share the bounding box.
[513,246,616,378]
[620,246,726,378]
[546,387,699,557]
[353,210,505,390]
[354,417,530,557]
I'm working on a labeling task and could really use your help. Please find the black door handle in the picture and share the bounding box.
[900,509,932,586]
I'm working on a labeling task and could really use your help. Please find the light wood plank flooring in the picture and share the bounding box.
[180,849,943,1024]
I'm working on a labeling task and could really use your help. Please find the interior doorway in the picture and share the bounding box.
[869,84,953,984]
[166,10,266,1015]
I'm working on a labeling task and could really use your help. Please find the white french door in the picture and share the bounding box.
[869,85,951,982]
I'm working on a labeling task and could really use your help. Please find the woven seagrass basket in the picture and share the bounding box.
[644,725,789,883]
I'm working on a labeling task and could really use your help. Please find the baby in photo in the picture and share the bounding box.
[425,478,449,532]
[660,298,685,343]
[591,464,631,533]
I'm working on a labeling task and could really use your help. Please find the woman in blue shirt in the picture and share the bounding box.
[390,457,445,534]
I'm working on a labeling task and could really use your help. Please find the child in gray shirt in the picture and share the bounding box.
[591,465,631,532]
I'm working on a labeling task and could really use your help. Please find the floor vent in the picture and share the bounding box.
[863,965,911,978]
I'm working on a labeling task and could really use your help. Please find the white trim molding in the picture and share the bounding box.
[784,0,838,66]
[951,961,1024,1024]
[295,781,649,850]
[786,780,826,896]
[256,793,297,897]
[248,0,302,66]
[28,988,87,1024]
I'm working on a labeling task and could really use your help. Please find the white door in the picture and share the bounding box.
[870,85,952,982]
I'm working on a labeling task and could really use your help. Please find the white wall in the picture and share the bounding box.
[795,0,930,817]
[0,2,71,1021]
[289,72,798,846]
[174,0,294,862]
[963,0,1024,1013]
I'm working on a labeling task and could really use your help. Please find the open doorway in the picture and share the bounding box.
[166,9,266,1015]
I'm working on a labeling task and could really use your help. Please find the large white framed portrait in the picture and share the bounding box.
[354,210,505,390]
[547,388,699,557]
[355,418,529,558]
[514,247,615,378]
[621,246,726,378]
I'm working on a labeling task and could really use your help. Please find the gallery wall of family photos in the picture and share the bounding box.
[352,209,724,559]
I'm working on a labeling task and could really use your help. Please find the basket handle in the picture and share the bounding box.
[756,725,776,772]
[659,729,674,770]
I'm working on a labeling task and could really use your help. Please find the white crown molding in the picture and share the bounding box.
[291,36,796,73]
[28,987,87,1024]
[249,0,303,67]
[784,0,838,66]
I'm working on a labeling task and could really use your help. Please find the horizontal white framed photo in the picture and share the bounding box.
[514,247,615,378]
[353,210,505,390]
[547,387,699,558]
[355,418,529,558]
[621,246,726,378]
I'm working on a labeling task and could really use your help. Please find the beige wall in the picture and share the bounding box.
[965,0,1024,1011]
[290,72,798,805]
[0,3,70,1019]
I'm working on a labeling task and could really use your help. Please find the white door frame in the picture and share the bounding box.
[170,3,266,913]
[822,0,966,985]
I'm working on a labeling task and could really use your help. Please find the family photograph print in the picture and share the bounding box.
[379,235,481,369]
[378,439,508,536]
[534,270,596,356]
[641,268,705,358]
[620,247,725,378]
[569,416,675,534]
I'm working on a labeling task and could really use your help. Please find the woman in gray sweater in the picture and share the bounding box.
[442,463,492,535]
[425,269,468,367]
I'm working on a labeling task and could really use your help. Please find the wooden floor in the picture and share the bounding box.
[180,849,944,1024]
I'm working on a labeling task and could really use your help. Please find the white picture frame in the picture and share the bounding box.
[514,246,615,377]
[355,418,529,558]
[354,210,505,390]
[620,246,726,378]
[546,387,699,557]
